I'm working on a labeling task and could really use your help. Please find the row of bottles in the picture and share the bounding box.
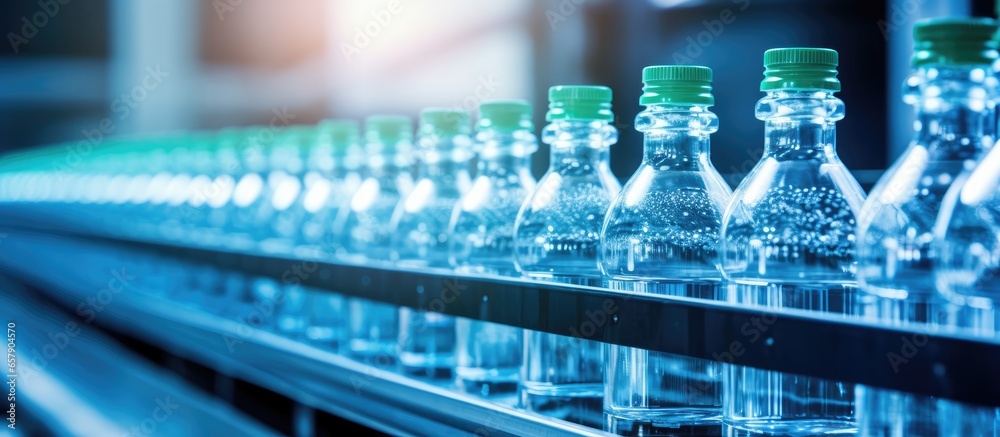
[1,17,998,436]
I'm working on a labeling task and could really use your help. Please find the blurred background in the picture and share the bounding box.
[1,0,997,190]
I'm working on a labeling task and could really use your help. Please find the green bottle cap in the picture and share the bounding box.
[365,115,413,145]
[761,48,841,92]
[478,100,533,133]
[912,17,999,67]
[640,65,714,106]
[317,119,360,149]
[419,108,471,137]
[546,85,613,122]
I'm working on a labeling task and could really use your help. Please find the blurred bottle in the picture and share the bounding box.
[299,120,364,255]
[334,115,415,261]
[935,141,1000,329]
[178,133,221,245]
[392,108,474,266]
[390,109,473,378]
[600,66,730,435]
[336,115,414,364]
[514,85,621,426]
[932,113,1000,437]
[266,126,315,254]
[854,19,1000,437]
[227,126,279,251]
[450,100,537,396]
[719,48,866,435]
[133,137,174,239]
[202,129,242,244]
[857,18,998,323]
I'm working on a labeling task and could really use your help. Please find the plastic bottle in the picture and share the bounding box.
[857,17,998,322]
[600,65,731,435]
[854,18,1000,437]
[336,115,415,364]
[514,85,621,426]
[299,120,364,256]
[451,100,537,396]
[390,109,473,378]
[264,126,313,254]
[227,126,277,251]
[719,48,866,435]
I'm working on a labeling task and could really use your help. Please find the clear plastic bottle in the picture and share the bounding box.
[935,143,1000,327]
[857,18,998,321]
[600,66,731,435]
[514,85,621,426]
[299,120,364,256]
[450,100,537,396]
[335,115,414,364]
[293,120,363,350]
[719,48,866,435]
[202,129,242,245]
[853,18,1000,437]
[932,77,1000,437]
[227,126,277,251]
[265,126,312,254]
[391,108,473,379]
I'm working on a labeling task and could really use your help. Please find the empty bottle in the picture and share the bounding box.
[719,48,866,435]
[854,18,1000,437]
[514,85,621,426]
[451,100,537,396]
[336,115,415,364]
[600,65,730,435]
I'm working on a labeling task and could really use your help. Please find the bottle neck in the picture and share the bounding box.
[757,90,843,160]
[639,104,717,170]
[366,151,412,181]
[909,66,998,159]
[476,130,537,178]
[542,120,617,172]
[414,135,473,180]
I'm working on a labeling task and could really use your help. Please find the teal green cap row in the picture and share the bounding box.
[641,65,714,106]
[419,108,471,137]
[365,115,413,144]
[546,85,614,122]
[478,100,533,133]
[912,17,999,67]
[317,119,360,149]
